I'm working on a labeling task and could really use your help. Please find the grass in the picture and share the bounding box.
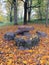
[30,19,49,24]
[0,21,23,27]
[0,19,49,27]
[0,22,14,27]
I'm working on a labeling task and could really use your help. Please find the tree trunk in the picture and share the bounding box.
[38,0,42,20]
[24,0,28,25]
[10,5,13,22]
[28,0,32,23]
[38,7,42,20]
[46,0,49,27]
[14,0,18,25]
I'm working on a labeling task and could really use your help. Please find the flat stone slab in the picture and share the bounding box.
[36,31,47,37]
[23,32,31,36]
[15,35,40,50]
[15,29,29,35]
[4,32,15,41]
[15,26,34,35]
[18,26,34,31]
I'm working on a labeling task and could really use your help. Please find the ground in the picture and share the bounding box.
[0,24,49,65]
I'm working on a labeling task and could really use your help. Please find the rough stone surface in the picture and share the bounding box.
[31,36,40,46]
[3,27,40,50]
[15,26,34,36]
[15,29,29,35]
[18,26,34,31]
[15,35,40,50]
[15,38,26,47]
[4,32,15,41]
[23,32,31,36]
[36,31,47,37]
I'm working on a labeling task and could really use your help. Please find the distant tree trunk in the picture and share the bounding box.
[14,0,18,25]
[38,7,42,20]
[46,0,49,27]
[10,5,13,22]
[28,0,32,23]
[24,0,28,25]
[38,0,42,20]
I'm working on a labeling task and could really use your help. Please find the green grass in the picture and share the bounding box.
[0,19,49,27]
[30,19,49,24]
[0,22,14,27]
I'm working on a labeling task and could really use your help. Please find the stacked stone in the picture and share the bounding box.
[4,26,47,50]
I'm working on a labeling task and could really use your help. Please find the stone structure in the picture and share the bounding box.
[4,26,40,50]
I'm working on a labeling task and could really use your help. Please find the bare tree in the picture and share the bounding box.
[10,3,13,22]
[46,0,49,27]
[28,0,32,23]
[21,0,28,24]
[13,0,18,25]
[38,0,42,20]
[6,0,18,24]
[24,0,28,24]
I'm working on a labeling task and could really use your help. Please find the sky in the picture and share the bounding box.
[0,0,7,16]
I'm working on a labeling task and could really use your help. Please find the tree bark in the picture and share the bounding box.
[24,0,28,25]
[46,0,49,27]
[28,0,32,23]
[14,0,18,25]
[38,0,42,20]
[38,7,42,20]
[10,5,13,22]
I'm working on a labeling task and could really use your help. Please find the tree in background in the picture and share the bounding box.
[5,0,13,22]
[28,0,32,23]
[46,0,49,27]
[7,0,18,25]
[9,1,13,22]
[13,0,18,25]
[38,0,42,20]
[21,0,28,24]
[1,0,49,25]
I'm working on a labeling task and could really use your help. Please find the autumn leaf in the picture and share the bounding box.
[0,24,49,65]
[23,60,27,64]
